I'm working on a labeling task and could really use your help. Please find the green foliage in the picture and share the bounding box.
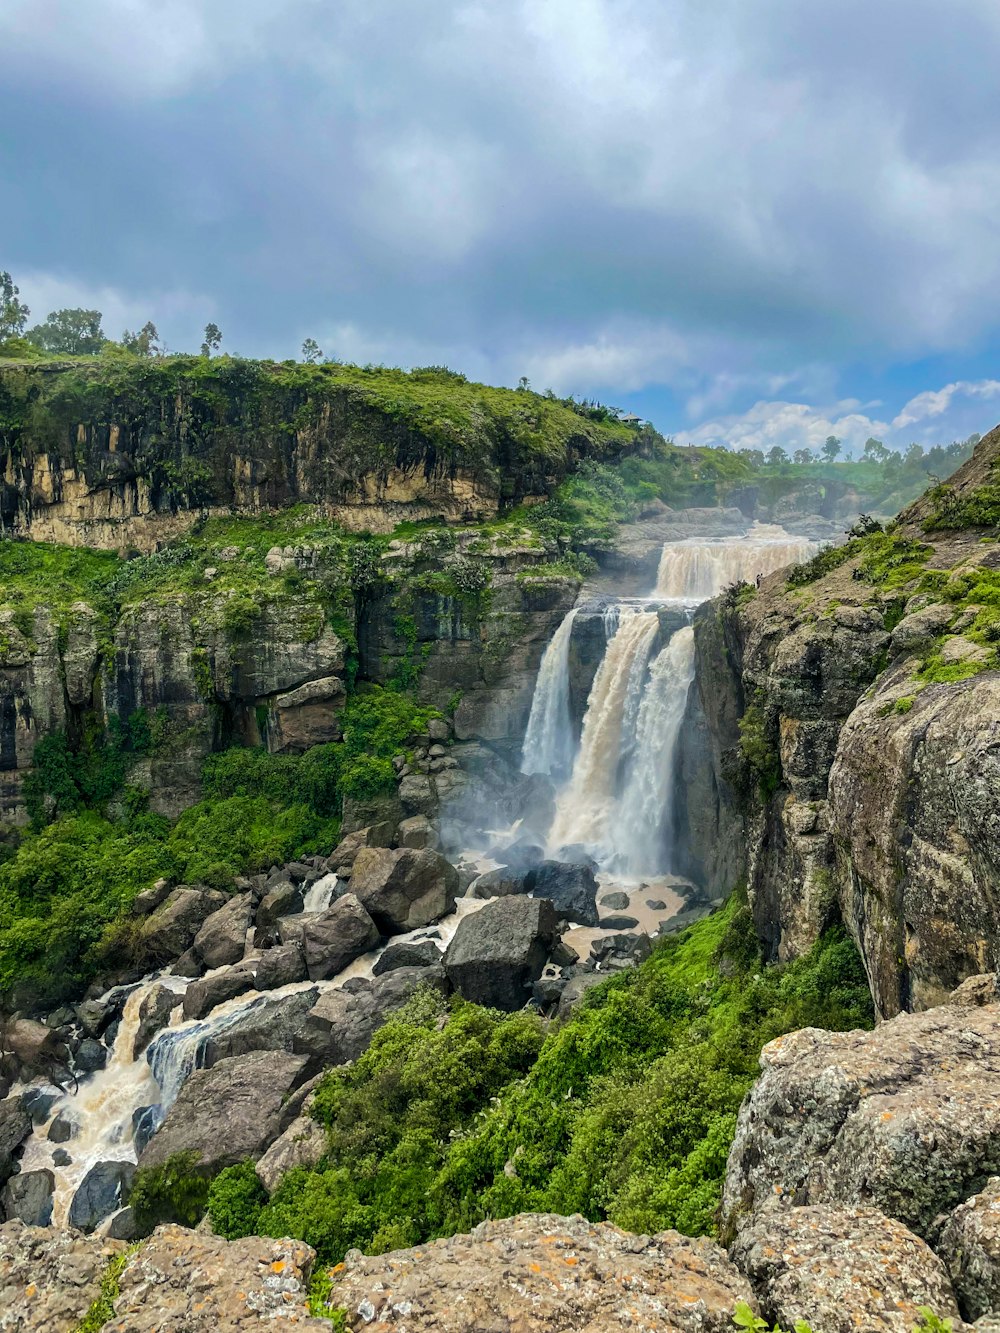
[207,1162,268,1239]
[25,308,106,356]
[738,705,781,801]
[925,482,1000,531]
[130,1151,211,1231]
[786,541,860,587]
[732,1301,812,1333]
[72,1247,136,1333]
[23,714,154,827]
[894,695,915,714]
[307,1271,349,1329]
[234,900,871,1267]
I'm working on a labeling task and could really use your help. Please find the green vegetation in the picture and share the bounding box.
[733,1302,811,1333]
[0,688,435,1007]
[130,1151,211,1232]
[925,482,1000,531]
[72,1247,137,1333]
[205,897,872,1265]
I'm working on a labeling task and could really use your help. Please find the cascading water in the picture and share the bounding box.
[520,607,579,779]
[548,607,662,854]
[656,523,815,601]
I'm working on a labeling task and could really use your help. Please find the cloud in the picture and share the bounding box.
[679,380,1000,455]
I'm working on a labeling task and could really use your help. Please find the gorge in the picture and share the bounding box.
[0,356,998,1332]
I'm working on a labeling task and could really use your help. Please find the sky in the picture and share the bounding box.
[3,0,1000,455]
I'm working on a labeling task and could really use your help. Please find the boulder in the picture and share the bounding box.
[2,1019,65,1079]
[68,1160,135,1233]
[0,1097,31,1188]
[106,1206,138,1241]
[598,913,640,930]
[301,894,380,981]
[327,823,395,873]
[328,1212,752,1332]
[253,881,303,946]
[599,891,631,911]
[137,1050,310,1175]
[1,1169,54,1226]
[74,1038,107,1074]
[372,939,444,976]
[445,897,558,1011]
[721,1002,1000,1244]
[0,1219,126,1331]
[557,972,607,1017]
[398,772,437,816]
[295,967,450,1070]
[938,1177,1000,1322]
[350,847,459,934]
[396,814,439,850]
[255,1114,327,1194]
[471,865,532,899]
[192,892,252,969]
[132,982,181,1058]
[527,860,599,926]
[950,973,1000,1008]
[108,1224,330,1331]
[139,887,226,962]
[731,1204,961,1333]
[181,966,255,1021]
[254,942,308,991]
[131,877,173,917]
[46,1111,76,1144]
[888,602,955,655]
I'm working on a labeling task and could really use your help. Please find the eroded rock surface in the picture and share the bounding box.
[0,1218,125,1332]
[327,1212,752,1332]
[939,1178,1000,1323]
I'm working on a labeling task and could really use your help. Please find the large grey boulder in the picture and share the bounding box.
[0,1097,31,1191]
[327,823,395,874]
[181,966,255,1021]
[350,847,458,934]
[192,893,252,969]
[471,866,532,900]
[253,881,303,947]
[372,939,444,976]
[721,1002,1000,1244]
[0,1219,126,1331]
[527,861,599,926]
[138,1050,309,1174]
[294,967,450,1070]
[139,887,226,962]
[132,983,181,1058]
[731,1204,961,1333]
[445,897,558,1010]
[255,1113,327,1194]
[68,1160,135,1233]
[300,894,380,981]
[254,942,308,991]
[1,1168,54,1226]
[938,1177,1000,1322]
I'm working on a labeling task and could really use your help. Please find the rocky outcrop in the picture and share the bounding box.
[349,847,459,933]
[444,896,558,1010]
[939,1178,1000,1323]
[0,1218,126,1333]
[721,1002,1000,1244]
[327,1212,753,1332]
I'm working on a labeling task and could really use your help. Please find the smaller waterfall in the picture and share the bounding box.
[549,607,661,854]
[656,524,816,601]
[521,607,579,779]
[302,873,338,914]
[608,625,696,877]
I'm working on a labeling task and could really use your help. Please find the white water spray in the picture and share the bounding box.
[521,607,579,778]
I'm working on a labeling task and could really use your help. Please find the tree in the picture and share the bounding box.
[736,448,765,468]
[201,323,222,356]
[822,435,842,462]
[121,321,161,356]
[516,375,530,392]
[793,448,812,465]
[301,338,322,364]
[25,308,106,355]
[767,445,788,466]
[0,271,29,341]
[862,436,889,464]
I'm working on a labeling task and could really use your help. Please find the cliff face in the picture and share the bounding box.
[694,425,1000,1016]
[0,359,637,549]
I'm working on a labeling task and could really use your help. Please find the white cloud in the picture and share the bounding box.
[16,271,215,353]
[891,380,1000,429]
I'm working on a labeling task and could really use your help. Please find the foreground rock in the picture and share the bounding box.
[0,1218,126,1332]
[327,1212,751,1332]
[350,847,459,933]
[138,1049,309,1175]
[105,1224,331,1331]
[445,896,558,1010]
[731,1204,961,1333]
[721,1002,1000,1243]
[300,893,380,980]
[939,1178,1000,1322]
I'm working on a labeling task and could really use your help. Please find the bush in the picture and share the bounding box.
[130,1151,210,1231]
[207,1161,268,1239]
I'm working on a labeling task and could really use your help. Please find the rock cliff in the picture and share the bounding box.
[694,423,1000,1016]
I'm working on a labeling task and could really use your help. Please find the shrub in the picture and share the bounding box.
[207,1161,268,1239]
[130,1151,210,1231]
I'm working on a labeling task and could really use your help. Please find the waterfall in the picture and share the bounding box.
[656,523,816,601]
[608,625,696,877]
[521,607,579,778]
[548,607,661,854]
[302,873,338,914]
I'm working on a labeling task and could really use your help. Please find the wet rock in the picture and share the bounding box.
[372,939,444,975]
[396,813,439,849]
[599,891,630,910]
[329,1212,753,1332]
[491,837,546,871]
[253,880,303,946]
[527,860,599,927]
[301,893,380,981]
[598,912,640,930]
[731,1204,961,1333]
[75,997,114,1039]
[52,1148,71,1168]
[138,1050,310,1175]
[47,1111,76,1143]
[2,1168,54,1226]
[471,865,532,899]
[108,1224,330,1330]
[255,1113,327,1194]
[591,932,652,965]
[21,1086,61,1123]
[938,1177,1000,1322]
[254,942,308,991]
[139,887,226,963]
[106,1205,138,1241]
[192,892,252,969]
[721,1002,1000,1244]
[132,1105,160,1156]
[0,1217,126,1332]
[74,1037,106,1074]
[445,897,559,1011]
[182,966,256,1021]
[68,1159,135,1233]
[350,847,459,934]
[646,897,668,910]
[0,1097,31,1188]
[172,946,207,978]
[132,982,181,1058]
[196,989,319,1067]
